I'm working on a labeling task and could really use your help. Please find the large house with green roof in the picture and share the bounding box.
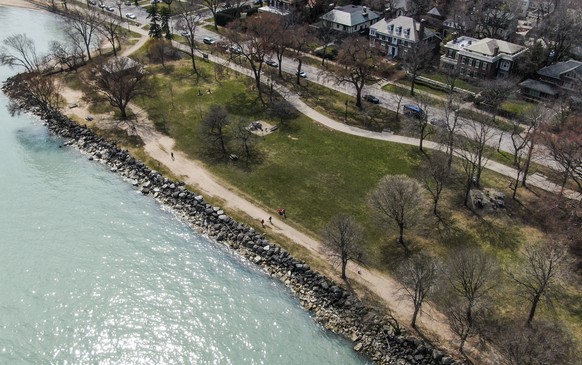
[440,36,528,78]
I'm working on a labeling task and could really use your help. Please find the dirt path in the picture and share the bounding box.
[54,21,501,363]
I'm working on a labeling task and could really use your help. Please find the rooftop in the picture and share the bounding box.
[537,59,582,79]
[321,5,380,27]
[370,16,435,42]
[445,36,526,57]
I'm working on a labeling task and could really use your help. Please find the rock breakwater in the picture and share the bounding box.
[3,75,463,365]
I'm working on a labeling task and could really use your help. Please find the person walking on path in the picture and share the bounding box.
[268,216,273,224]
[171,152,175,161]
[261,219,265,228]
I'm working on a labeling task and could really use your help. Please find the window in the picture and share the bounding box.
[476,60,481,69]
[481,62,487,70]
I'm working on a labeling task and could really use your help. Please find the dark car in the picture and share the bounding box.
[265,59,278,67]
[403,104,425,119]
[105,5,115,12]
[364,94,380,104]
[296,70,307,78]
[88,0,97,5]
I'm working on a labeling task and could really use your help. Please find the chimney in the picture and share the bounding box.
[493,46,499,56]
[384,7,392,21]
[419,19,426,40]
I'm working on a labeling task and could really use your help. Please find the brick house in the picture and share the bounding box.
[519,59,582,98]
[440,36,527,78]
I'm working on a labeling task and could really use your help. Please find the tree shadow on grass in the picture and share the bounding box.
[226,91,265,118]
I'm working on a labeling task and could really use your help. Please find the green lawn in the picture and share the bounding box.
[421,72,480,93]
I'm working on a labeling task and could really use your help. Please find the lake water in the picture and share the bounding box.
[0,6,370,364]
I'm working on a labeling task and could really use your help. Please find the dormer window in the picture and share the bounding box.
[396,26,402,35]
[388,24,394,33]
[404,28,410,38]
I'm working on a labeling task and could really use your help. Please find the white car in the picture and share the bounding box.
[203,37,216,45]
[125,13,136,19]
[296,70,307,78]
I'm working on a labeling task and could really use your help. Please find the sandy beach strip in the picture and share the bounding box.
[0,0,44,10]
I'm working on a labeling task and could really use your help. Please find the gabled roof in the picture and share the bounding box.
[321,5,380,27]
[463,38,525,56]
[427,6,445,18]
[370,16,435,42]
[537,59,582,79]
[519,79,559,96]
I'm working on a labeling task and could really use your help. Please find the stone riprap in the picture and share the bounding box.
[3,75,463,365]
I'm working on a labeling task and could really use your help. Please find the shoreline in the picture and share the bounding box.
[2,74,462,365]
[0,0,43,10]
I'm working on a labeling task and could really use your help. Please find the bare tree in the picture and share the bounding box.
[62,9,102,61]
[495,319,576,365]
[413,94,432,153]
[199,104,231,157]
[269,98,299,129]
[26,73,63,109]
[225,15,276,103]
[262,13,294,78]
[322,214,366,280]
[89,56,149,119]
[447,248,497,353]
[201,0,220,30]
[398,254,439,328]
[457,121,497,205]
[520,104,548,187]
[50,38,86,72]
[334,37,382,109]
[400,40,434,96]
[542,117,582,195]
[317,11,338,67]
[100,18,122,57]
[369,175,424,252]
[0,34,45,73]
[176,2,202,75]
[507,240,569,325]
[419,152,450,216]
[392,93,405,123]
[231,118,257,165]
[442,94,461,170]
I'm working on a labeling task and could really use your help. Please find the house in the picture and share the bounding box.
[320,5,380,34]
[519,59,582,98]
[369,16,439,58]
[440,36,528,78]
[258,0,302,16]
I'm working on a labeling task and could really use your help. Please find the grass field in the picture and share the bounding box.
[62,46,582,355]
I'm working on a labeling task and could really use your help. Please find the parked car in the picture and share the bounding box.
[265,59,278,67]
[203,37,216,45]
[403,104,425,119]
[296,70,307,78]
[125,13,136,19]
[364,94,379,104]
[88,0,97,5]
[105,5,115,12]
[179,30,190,37]
[98,2,105,8]
[430,118,447,127]
[124,1,132,5]
[229,46,242,54]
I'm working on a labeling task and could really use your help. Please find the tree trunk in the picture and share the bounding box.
[191,53,198,74]
[410,71,416,96]
[464,178,471,207]
[522,139,534,187]
[411,304,420,328]
[433,196,439,216]
[341,257,347,280]
[527,293,541,325]
[419,125,425,153]
[512,169,520,200]
[85,42,92,61]
[355,85,362,110]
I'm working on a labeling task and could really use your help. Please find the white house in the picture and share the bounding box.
[369,16,438,58]
[320,5,380,34]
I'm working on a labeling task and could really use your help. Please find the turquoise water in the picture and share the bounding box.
[0,7,370,365]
